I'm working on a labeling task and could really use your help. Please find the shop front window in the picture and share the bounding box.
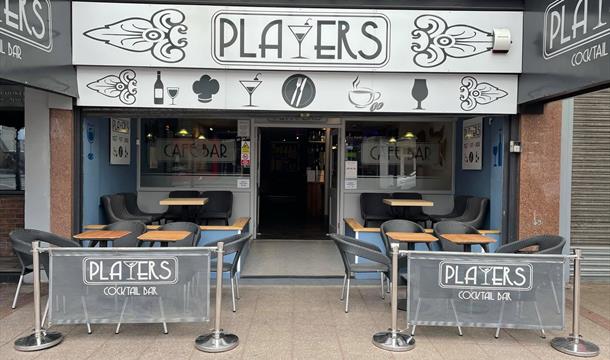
[0,125,25,192]
[140,118,249,188]
[345,120,453,192]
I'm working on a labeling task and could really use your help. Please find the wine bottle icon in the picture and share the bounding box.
[412,79,428,110]
[154,71,164,105]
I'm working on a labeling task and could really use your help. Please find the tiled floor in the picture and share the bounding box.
[1,282,609,359]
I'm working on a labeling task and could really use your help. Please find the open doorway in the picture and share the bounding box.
[257,127,331,240]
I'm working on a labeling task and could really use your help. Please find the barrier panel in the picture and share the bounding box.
[15,241,239,353]
[407,251,567,333]
[48,247,210,328]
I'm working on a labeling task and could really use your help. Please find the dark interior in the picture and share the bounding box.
[258,127,329,240]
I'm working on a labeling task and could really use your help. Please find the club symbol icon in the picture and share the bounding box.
[281,74,315,108]
[239,73,262,107]
[288,18,313,59]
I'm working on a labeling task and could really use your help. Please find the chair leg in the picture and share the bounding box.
[533,301,546,338]
[450,299,463,336]
[235,274,241,300]
[345,276,351,313]
[411,298,421,336]
[81,296,92,334]
[231,276,237,312]
[340,274,347,301]
[225,218,229,226]
[11,270,25,309]
[159,298,168,335]
[495,301,505,338]
[41,298,50,328]
[116,297,129,334]
[379,272,385,299]
[386,276,391,293]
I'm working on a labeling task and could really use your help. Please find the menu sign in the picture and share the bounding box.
[407,252,566,330]
[49,248,210,325]
[110,118,130,165]
[72,2,523,74]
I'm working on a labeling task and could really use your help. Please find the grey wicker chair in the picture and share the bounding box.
[203,233,252,312]
[157,222,201,247]
[119,192,164,224]
[330,234,391,313]
[360,193,394,227]
[104,220,147,247]
[433,220,483,252]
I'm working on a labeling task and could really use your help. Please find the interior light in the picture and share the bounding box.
[198,134,206,140]
[178,129,189,136]
[389,136,397,143]
[209,127,214,131]
[402,131,416,139]
[146,133,153,139]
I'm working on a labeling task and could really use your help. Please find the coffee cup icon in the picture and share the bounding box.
[349,88,381,108]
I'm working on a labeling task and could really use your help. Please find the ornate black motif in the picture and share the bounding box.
[84,9,188,63]
[411,15,493,68]
[459,76,507,111]
[87,69,137,105]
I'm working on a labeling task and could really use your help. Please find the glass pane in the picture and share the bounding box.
[140,118,249,187]
[345,121,453,191]
[0,125,25,191]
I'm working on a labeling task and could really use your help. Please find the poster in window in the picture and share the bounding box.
[110,118,130,165]
[462,118,482,170]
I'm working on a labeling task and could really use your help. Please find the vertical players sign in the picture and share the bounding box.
[462,117,482,170]
[110,118,130,165]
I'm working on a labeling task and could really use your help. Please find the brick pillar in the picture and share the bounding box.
[518,101,562,239]
[0,195,25,256]
[49,109,74,238]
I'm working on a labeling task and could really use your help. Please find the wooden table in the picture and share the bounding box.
[383,199,434,207]
[386,231,438,311]
[159,198,208,206]
[159,198,208,222]
[137,231,191,247]
[386,232,438,251]
[73,230,131,247]
[442,233,496,252]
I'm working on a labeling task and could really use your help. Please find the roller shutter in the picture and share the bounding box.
[570,88,610,279]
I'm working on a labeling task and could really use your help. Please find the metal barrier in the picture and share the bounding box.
[551,248,600,357]
[373,246,600,357]
[14,241,239,353]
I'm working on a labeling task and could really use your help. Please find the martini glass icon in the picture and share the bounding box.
[288,18,312,59]
[239,73,262,107]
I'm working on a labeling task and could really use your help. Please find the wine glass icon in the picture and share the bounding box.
[288,18,313,59]
[479,266,493,285]
[239,73,262,107]
[123,260,138,280]
[412,79,428,110]
[167,87,179,105]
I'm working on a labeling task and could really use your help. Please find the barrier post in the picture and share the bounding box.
[372,244,415,352]
[14,241,63,352]
[551,248,600,357]
[195,242,239,352]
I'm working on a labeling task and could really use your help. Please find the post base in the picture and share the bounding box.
[195,331,239,353]
[372,330,415,352]
[551,336,600,357]
[14,330,63,352]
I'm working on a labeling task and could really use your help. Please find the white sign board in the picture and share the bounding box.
[72,2,523,73]
[345,161,358,179]
[77,67,517,114]
[462,117,483,170]
[237,178,250,189]
[345,179,358,190]
[110,118,130,165]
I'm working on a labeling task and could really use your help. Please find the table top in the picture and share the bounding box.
[386,232,438,243]
[383,199,434,207]
[442,234,496,245]
[73,230,131,240]
[159,198,208,206]
[137,231,191,242]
